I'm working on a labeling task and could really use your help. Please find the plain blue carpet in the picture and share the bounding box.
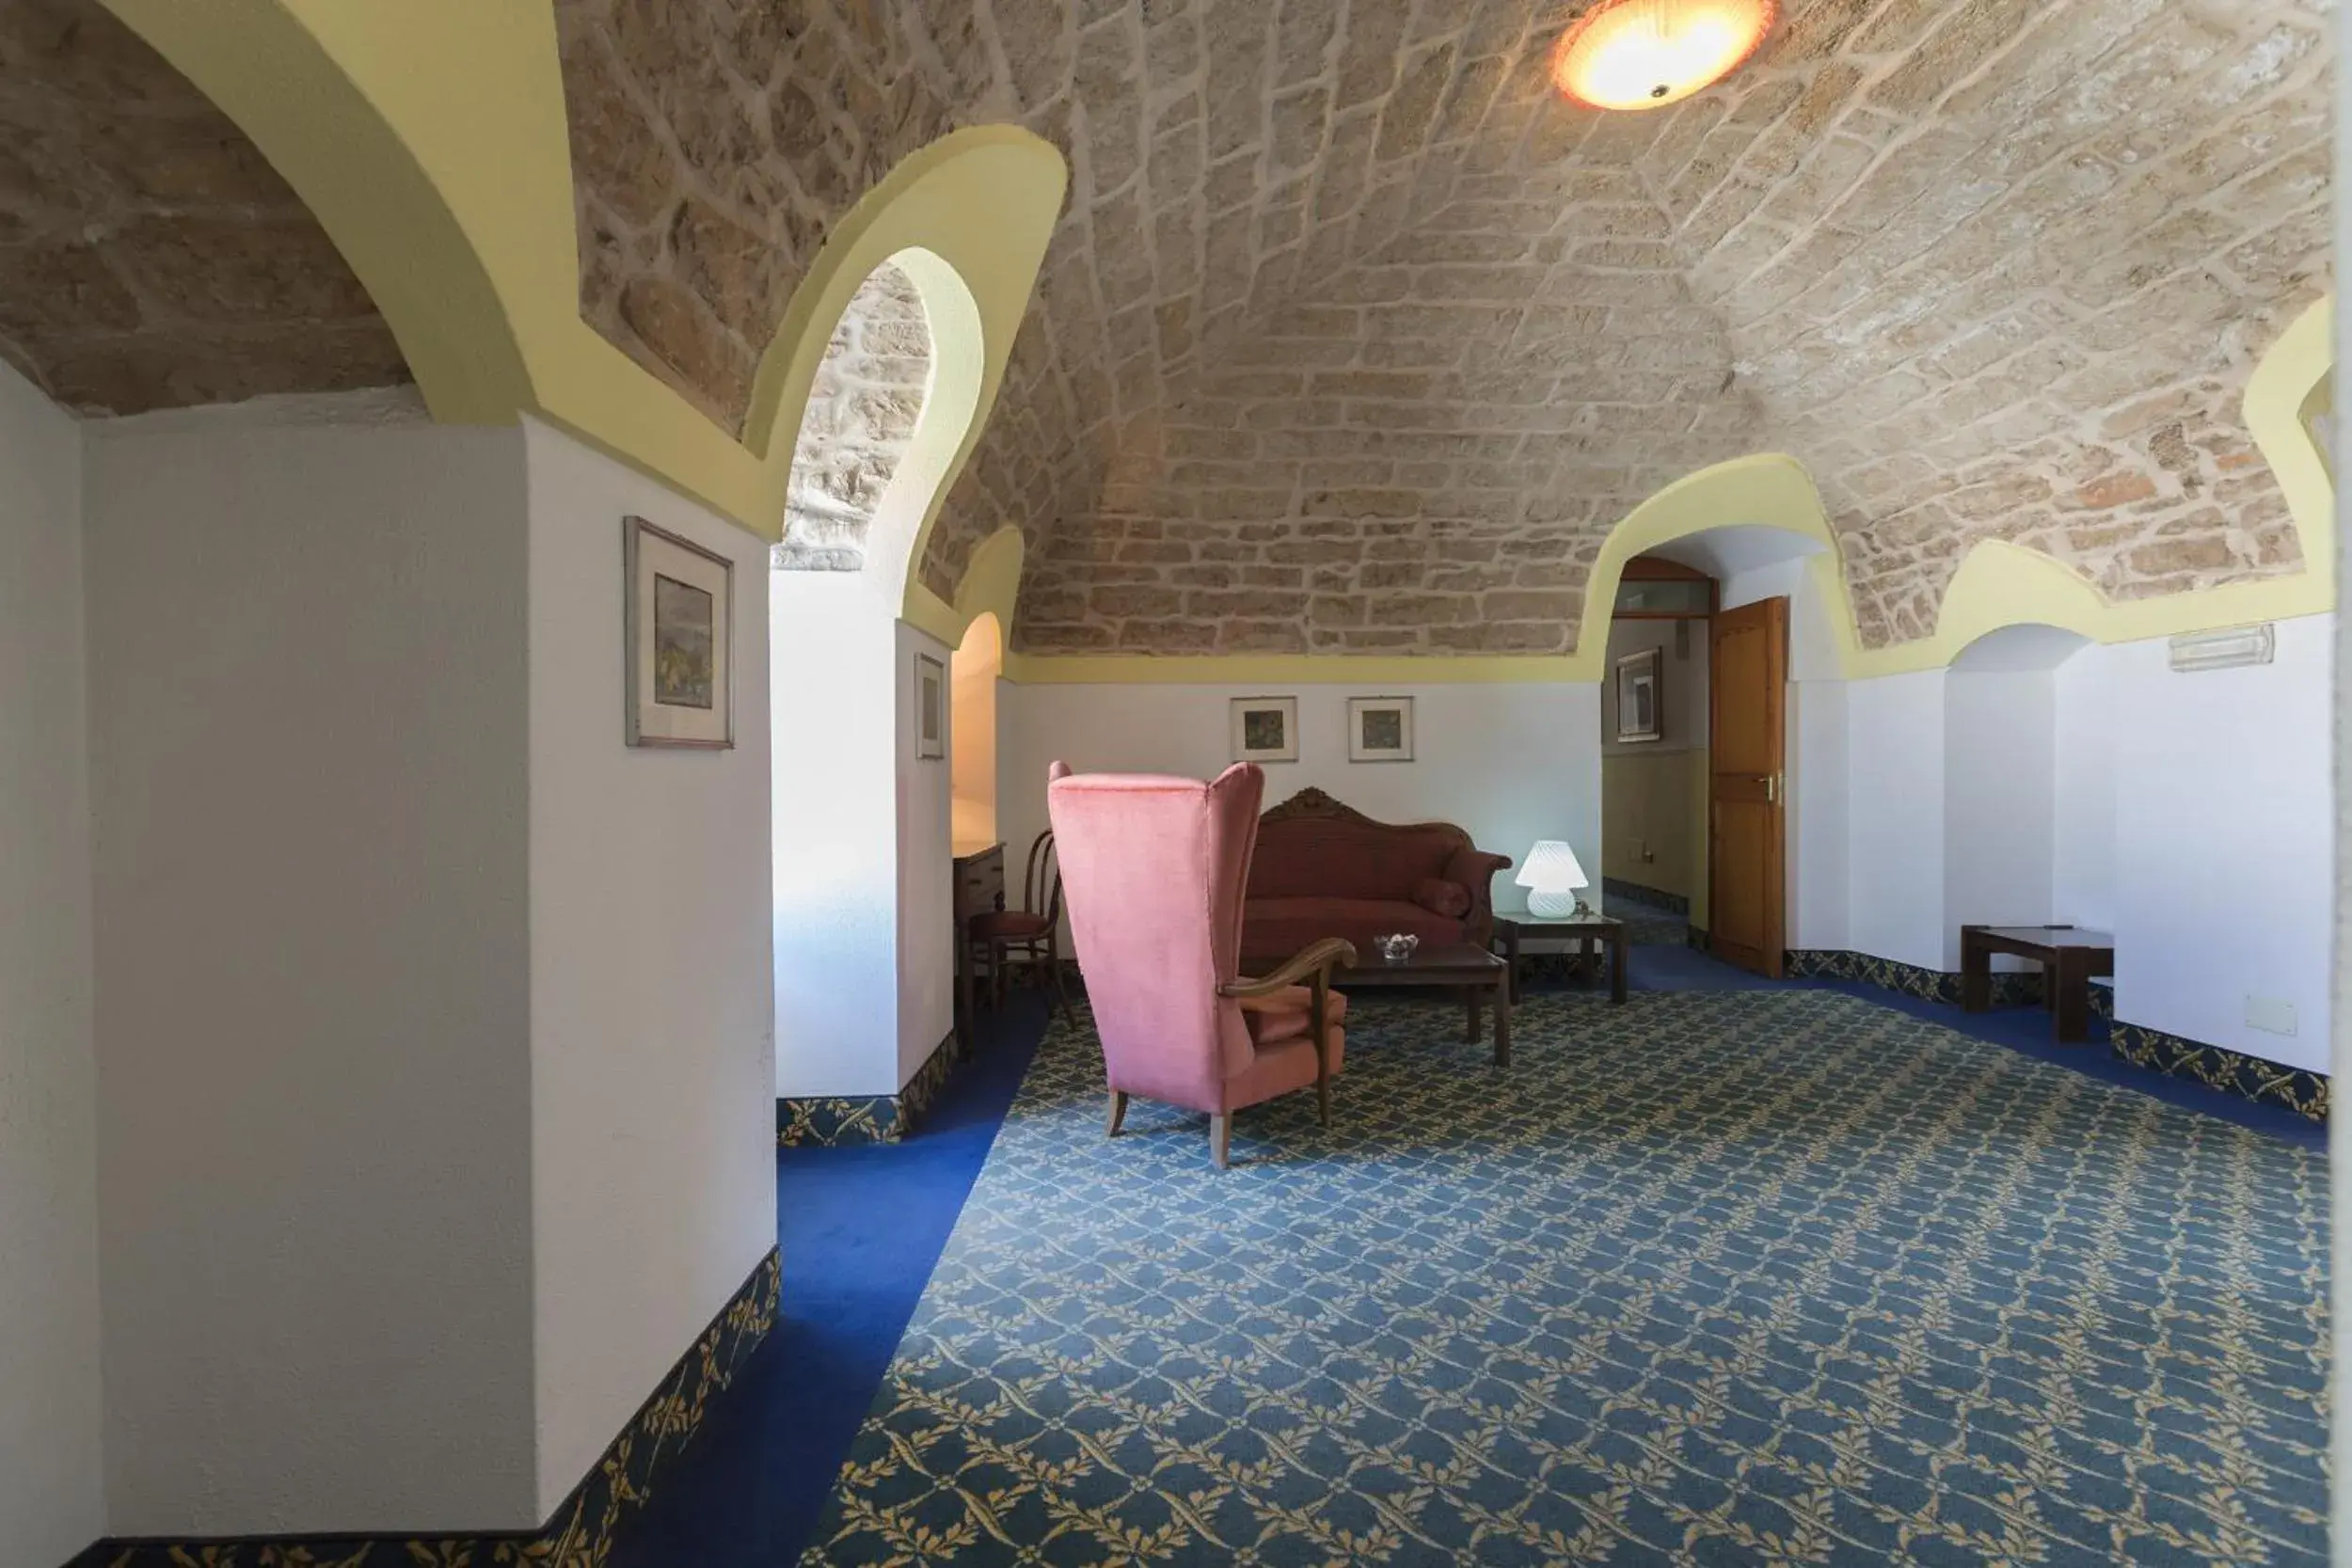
[606,995,1048,1568]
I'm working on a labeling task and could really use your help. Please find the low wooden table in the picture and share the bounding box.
[1961,924,2115,1043]
[1328,942,1514,1067]
[1496,913,1627,1006]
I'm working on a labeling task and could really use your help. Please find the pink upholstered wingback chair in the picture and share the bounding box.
[1046,761,1356,1168]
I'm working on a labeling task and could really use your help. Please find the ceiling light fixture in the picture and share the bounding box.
[1551,0,1778,112]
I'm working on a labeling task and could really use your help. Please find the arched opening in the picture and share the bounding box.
[1944,623,2105,994]
[769,246,989,1120]
[950,611,1002,855]
[1588,522,1831,975]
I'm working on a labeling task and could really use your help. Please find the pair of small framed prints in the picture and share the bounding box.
[1231,695,1413,765]
[622,515,953,762]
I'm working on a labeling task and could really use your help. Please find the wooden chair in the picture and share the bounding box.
[967,830,1076,1028]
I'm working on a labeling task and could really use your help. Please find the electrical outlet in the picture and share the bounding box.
[2244,994,2297,1037]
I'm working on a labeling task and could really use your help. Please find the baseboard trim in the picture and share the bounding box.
[2110,1021,2328,1122]
[1603,876,1689,916]
[1783,949,2046,1006]
[78,1246,782,1567]
[777,1028,966,1147]
[1787,950,2327,1123]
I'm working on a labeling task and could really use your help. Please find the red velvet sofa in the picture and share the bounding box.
[1240,788,1513,963]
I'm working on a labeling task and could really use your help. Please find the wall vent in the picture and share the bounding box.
[2168,624,2274,673]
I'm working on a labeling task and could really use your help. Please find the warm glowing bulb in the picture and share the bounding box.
[1551,0,1778,112]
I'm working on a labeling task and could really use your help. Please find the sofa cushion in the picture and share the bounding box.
[1410,878,1470,918]
[1242,895,1465,959]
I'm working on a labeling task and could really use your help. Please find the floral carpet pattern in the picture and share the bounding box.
[802,990,2328,1565]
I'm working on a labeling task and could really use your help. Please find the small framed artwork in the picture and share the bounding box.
[1348,695,1414,762]
[1614,646,1662,744]
[914,651,946,760]
[625,515,733,749]
[1230,696,1298,764]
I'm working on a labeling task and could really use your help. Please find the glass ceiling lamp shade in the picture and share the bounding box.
[1516,840,1591,919]
[1550,0,1778,111]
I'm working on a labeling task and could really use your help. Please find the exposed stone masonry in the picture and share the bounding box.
[560,0,2331,652]
[0,0,409,415]
[773,260,929,571]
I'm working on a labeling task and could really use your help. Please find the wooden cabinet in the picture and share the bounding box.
[953,842,1005,925]
[952,842,1004,1049]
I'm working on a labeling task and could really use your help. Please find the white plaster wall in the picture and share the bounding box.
[0,362,103,1568]
[1943,671,2058,968]
[82,408,539,1533]
[1721,558,1841,682]
[522,421,777,1516]
[1842,670,1948,972]
[770,575,900,1098]
[1788,679,1848,952]
[897,622,956,1083]
[2051,647,2119,931]
[998,682,1598,919]
[2109,614,2332,1072]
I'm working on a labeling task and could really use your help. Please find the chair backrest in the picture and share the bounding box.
[1045,761,1263,1113]
[1024,830,1065,926]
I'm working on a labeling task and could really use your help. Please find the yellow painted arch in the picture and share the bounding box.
[103,1,1067,593]
[80,5,2343,683]
[1006,297,2336,684]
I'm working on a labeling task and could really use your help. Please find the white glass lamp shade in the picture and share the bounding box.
[1516,840,1590,918]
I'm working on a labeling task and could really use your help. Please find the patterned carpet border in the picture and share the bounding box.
[80,1249,781,1568]
[1787,946,2045,1007]
[779,1029,966,1147]
[800,989,2328,1566]
[1603,876,1689,916]
[2112,1020,2330,1123]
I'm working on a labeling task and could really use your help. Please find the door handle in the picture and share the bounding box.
[1763,773,1780,805]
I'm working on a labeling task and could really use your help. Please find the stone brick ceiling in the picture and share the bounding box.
[559,0,2332,652]
[772,259,930,571]
[0,0,410,416]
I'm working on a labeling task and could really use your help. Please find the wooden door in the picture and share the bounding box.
[1708,597,1788,977]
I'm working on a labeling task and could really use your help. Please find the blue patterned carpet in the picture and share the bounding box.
[801,989,2328,1565]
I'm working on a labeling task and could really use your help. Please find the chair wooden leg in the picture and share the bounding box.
[1105,1090,1128,1137]
[1316,1074,1331,1128]
[1210,1113,1232,1169]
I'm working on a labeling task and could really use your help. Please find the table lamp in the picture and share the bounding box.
[1517,840,1590,918]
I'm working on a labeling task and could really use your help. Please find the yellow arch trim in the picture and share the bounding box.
[103,0,537,424]
[912,525,1027,648]
[1012,296,2336,685]
[104,2,1066,574]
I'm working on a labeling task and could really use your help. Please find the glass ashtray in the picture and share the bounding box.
[1375,932,1420,962]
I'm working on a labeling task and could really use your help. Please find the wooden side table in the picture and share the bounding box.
[1497,913,1627,1006]
[1961,924,2114,1042]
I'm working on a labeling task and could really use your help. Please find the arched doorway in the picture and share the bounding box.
[949,611,1001,855]
[1591,524,1835,976]
[769,248,988,1112]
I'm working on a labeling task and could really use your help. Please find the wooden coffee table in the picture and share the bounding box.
[1328,942,1514,1067]
[1961,924,2115,1043]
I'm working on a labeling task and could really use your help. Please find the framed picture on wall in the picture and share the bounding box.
[1230,696,1298,763]
[1614,647,1662,744]
[1347,696,1414,762]
[624,515,734,750]
[914,651,946,760]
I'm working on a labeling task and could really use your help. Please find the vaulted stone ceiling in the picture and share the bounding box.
[559,0,2331,652]
[0,0,410,416]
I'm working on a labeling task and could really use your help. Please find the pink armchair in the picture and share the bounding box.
[1046,761,1357,1168]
